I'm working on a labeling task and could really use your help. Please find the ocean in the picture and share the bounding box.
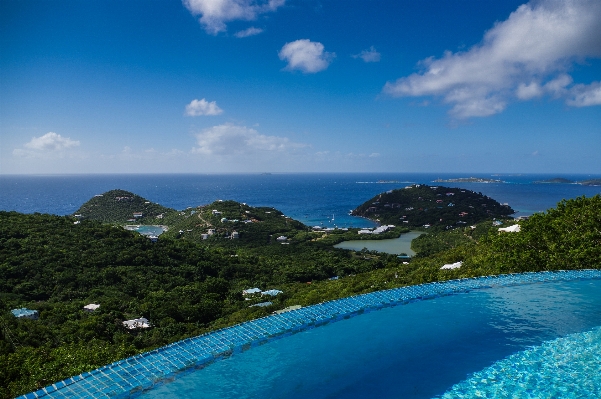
[1,173,600,228]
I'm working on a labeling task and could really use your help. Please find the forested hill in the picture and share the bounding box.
[352,184,514,229]
[72,189,173,223]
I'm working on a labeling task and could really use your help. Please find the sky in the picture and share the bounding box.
[1,0,600,174]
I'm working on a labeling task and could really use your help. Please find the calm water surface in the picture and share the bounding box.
[334,231,424,255]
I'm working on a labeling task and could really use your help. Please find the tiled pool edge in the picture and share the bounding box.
[18,269,601,399]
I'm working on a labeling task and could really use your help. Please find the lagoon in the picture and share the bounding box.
[124,225,166,236]
[333,231,423,255]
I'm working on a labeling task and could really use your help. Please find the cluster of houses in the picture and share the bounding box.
[11,303,151,330]
[243,287,284,308]
[357,225,395,235]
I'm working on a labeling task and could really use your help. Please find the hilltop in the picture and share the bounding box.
[73,189,173,223]
[351,184,514,230]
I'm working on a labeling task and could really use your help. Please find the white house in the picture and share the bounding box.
[122,317,151,330]
[441,261,463,270]
[83,304,100,312]
[243,288,262,295]
[262,289,283,297]
[498,224,521,232]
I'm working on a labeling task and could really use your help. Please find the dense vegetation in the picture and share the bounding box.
[73,189,173,223]
[1,192,599,398]
[351,184,514,230]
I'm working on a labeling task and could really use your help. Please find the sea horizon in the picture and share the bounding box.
[1,172,600,228]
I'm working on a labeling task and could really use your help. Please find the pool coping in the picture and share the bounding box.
[18,269,601,399]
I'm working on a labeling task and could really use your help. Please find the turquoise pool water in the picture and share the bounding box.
[19,271,601,399]
[144,278,601,399]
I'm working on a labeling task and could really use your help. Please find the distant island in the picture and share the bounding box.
[579,179,601,186]
[533,178,601,186]
[534,178,574,184]
[432,177,505,183]
[351,184,514,230]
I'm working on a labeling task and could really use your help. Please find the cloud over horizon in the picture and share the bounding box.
[383,0,601,118]
[13,132,81,158]
[279,39,335,73]
[183,0,285,35]
[192,123,307,157]
[185,98,224,116]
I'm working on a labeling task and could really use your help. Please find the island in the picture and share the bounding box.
[351,184,514,230]
[534,178,574,184]
[432,177,505,183]
[578,179,601,186]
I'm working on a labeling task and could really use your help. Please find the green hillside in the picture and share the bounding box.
[72,189,174,223]
[352,184,514,230]
[1,193,599,398]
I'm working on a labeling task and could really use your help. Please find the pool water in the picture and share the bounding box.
[143,279,601,399]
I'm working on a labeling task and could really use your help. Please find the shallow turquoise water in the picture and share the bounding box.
[142,279,601,399]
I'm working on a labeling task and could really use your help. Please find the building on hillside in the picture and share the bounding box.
[243,288,262,295]
[262,289,283,297]
[250,301,272,308]
[11,308,39,320]
[231,231,239,239]
[122,317,151,330]
[276,235,287,242]
[133,212,143,218]
[83,304,100,312]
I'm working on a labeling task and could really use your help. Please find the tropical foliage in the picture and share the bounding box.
[1,193,599,398]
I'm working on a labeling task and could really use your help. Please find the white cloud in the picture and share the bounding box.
[183,0,285,35]
[279,39,335,73]
[383,0,601,118]
[566,81,601,106]
[192,123,306,156]
[13,132,81,159]
[352,46,381,63]
[22,132,79,151]
[185,98,224,116]
[235,26,263,38]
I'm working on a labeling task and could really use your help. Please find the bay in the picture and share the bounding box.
[1,173,599,228]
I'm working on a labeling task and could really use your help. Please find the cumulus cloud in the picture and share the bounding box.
[383,0,601,118]
[13,132,81,158]
[192,123,306,156]
[185,98,224,116]
[235,26,263,38]
[183,0,284,35]
[279,39,335,73]
[566,81,601,106]
[24,132,79,151]
[352,46,381,63]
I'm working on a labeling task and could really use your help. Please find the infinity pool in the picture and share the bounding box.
[144,278,601,399]
[20,271,601,399]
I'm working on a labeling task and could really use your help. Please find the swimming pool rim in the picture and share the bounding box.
[18,269,601,399]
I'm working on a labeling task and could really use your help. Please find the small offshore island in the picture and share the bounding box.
[1,188,600,399]
[533,177,601,186]
[432,177,505,183]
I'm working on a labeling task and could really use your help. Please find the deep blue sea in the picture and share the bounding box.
[1,173,600,228]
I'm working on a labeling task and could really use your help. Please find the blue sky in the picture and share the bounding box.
[1,0,600,174]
